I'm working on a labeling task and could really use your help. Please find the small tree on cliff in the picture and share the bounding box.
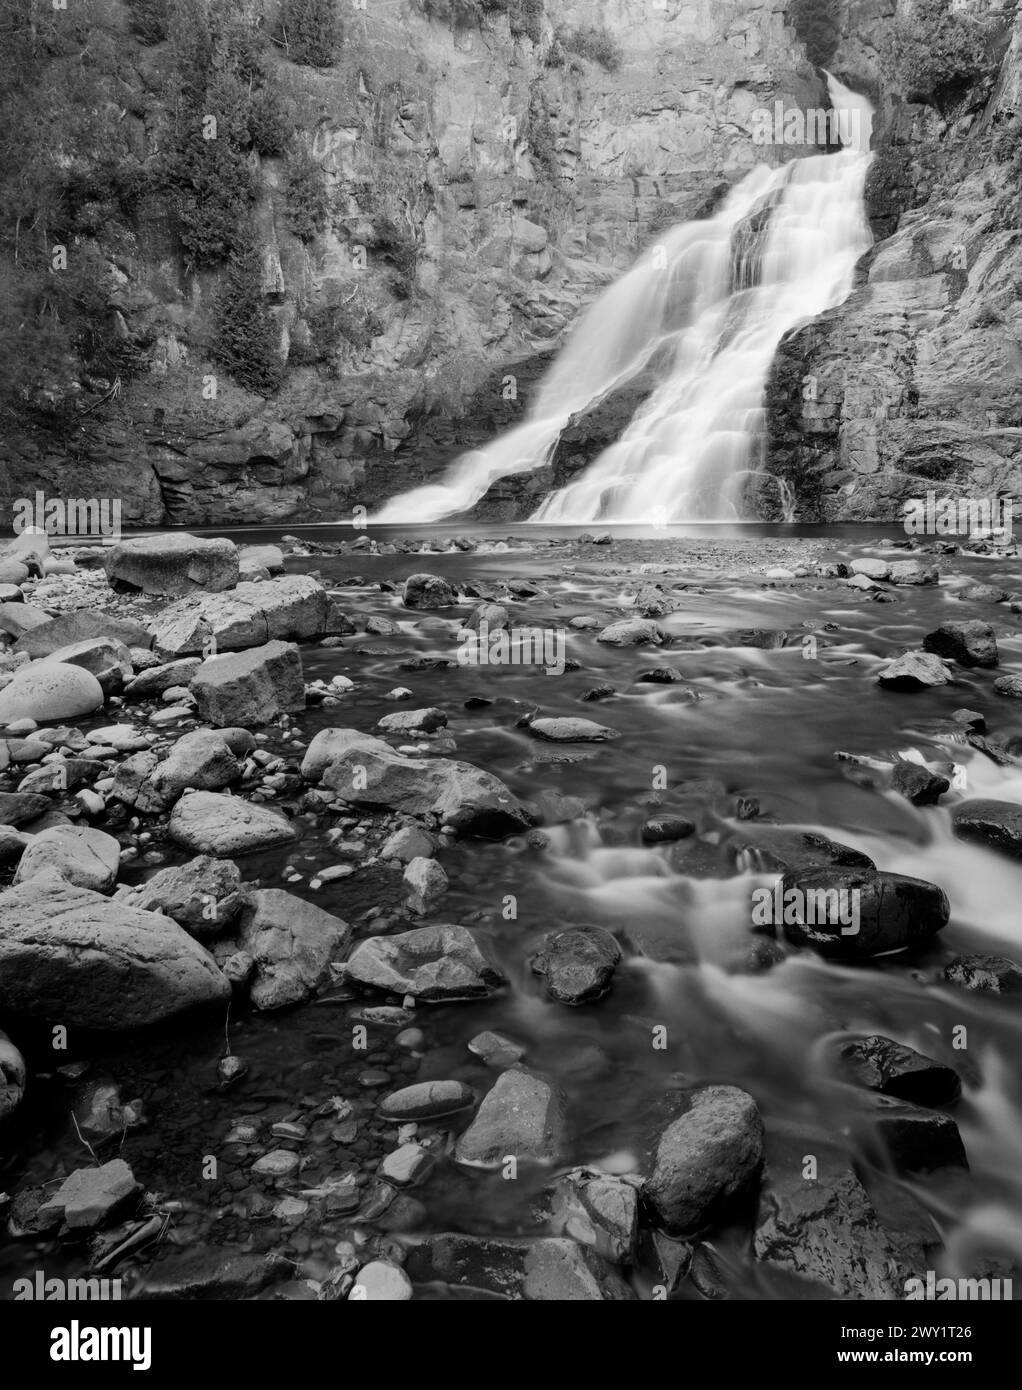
[277,0,342,67]
[213,238,284,394]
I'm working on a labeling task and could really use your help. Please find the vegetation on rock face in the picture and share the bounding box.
[212,237,284,393]
[285,145,330,241]
[276,0,342,67]
[892,0,997,109]
[556,24,622,72]
[787,0,840,69]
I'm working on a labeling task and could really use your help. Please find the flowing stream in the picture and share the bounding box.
[376,76,874,527]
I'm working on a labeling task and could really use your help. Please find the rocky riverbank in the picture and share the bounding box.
[1,524,1022,1299]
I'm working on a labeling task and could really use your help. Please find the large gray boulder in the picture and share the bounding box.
[922,620,998,669]
[39,637,133,697]
[142,729,249,809]
[14,610,153,657]
[951,799,1022,859]
[123,658,202,699]
[168,791,297,856]
[114,856,246,938]
[106,534,239,596]
[300,728,532,838]
[644,1085,764,1234]
[778,867,950,957]
[14,825,121,893]
[189,641,304,727]
[0,662,105,723]
[236,889,351,1009]
[403,573,457,609]
[453,1068,568,1169]
[0,873,230,1028]
[343,923,506,1001]
[149,576,333,657]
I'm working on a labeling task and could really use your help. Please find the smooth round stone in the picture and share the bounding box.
[641,816,695,844]
[251,1149,300,1179]
[348,1261,412,1301]
[378,1080,475,1121]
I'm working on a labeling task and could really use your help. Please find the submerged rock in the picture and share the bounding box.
[730,827,874,874]
[644,1085,764,1235]
[530,926,622,1005]
[453,1067,568,1169]
[404,1234,632,1300]
[343,923,506,1001]
[139,1248,291,1300]
[852,1095,968,1172]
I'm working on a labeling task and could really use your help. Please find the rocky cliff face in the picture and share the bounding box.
[2,0,821,525]
[766,0,1022,521]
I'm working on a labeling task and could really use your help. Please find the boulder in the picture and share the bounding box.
[778,867,949,957]
[300,728,533,838]
[123,658,202,699]
[644,1086,764,1234]
[850,558,891,580]
[0,1027,27,1121]
[403,573,457,609]
[453,1068,568,1169]
[995,675,1022,697]
[824,1034,961,1106]
[922,621,998,668]
[403,855,449,910]
[147,729,247,807]
[0,663,104,723]
[543,1167,639,1264]
[378,1081,475,1122]
[238,544,285,577]
[190,641,305,727]
[236,889,350,1009]
[40,637,133,696]
[596,619,666,646]
[530,926,622,1005]
[14,610,153,657]
[0,791,54,825]
[853,1095,968,1172]
[952,799,1022,858]
[876,651,951,690]
[890,762,950,805]
[343,923,505,1001]
[106,533,239,596]
[14,825,121,893]
[168,792,297,857]
[0,602,50,639]
[0,874,230,1027]
[114,856,245,938]
[377,707,448,736]
[149,575,333,657]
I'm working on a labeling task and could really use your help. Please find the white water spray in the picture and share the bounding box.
[376,75,873,525]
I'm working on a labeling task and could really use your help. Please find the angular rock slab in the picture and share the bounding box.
[453,1067,568,1169]
[14,824,121,893]
[237,888,350,1009]
[343,923,506,1002]
[106,533,239,596]
[168,792,297,857]
[150,576,332,657]
[190,640,305,727]
[0,874,229,1028]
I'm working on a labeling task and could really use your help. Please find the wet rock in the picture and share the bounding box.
[350,1261,412,1301]
[453,1067,567,1169]
[0,791,52,824]
[468,1030,525,1069]
[0,872,230,1027]
[890,762,950,805]
[888,561,938,585]
[778,867,949,958]
[730,827,874,874]
[40,637,134,696]
[543,1167,639,1264]
[876,650,951,690]
[824,1035,961,1106]
[190,641,305,727]
[943,953,1022,995]
[150,575,333,657]
[922,620,998,669]
[638,666,686,683]
[0,1027,26,1121]
[644,1085,764,1235]
[852,1095,968,1172]
[958,582,1007,602]
[403,855,448,910]
[379,1143,434,1187]
[581,684,615,701]
[402,573,457,609]
[0,662,105,722]
[641,815,695,843]
[123,658,202,699]
[14,825,120,893]
[527,716,619,743]
[106,534,239,596]
[951,799,1022,858]
[72,1079,143,1140]
[994,675,1022,698]
[633,583,677,618]
[851,558,890,581]
[251,1149,300,1180]
[404,1233,632,1300]
[301,728,533,838]
[596,619,666,646]
[465,602,510,632]
[237,889,350,1010]
[343,923,506,1001]
[530,925,622,1005]
[168,791,297,856]
[114,855,245,937]
[139,1249,291,1300]
[37,1159,140,1230]
[379,825,439,863]
[377,707,448,736]
[379,1080,475,1122]
[754,1138,925,1298]
[216,1054,248,1088]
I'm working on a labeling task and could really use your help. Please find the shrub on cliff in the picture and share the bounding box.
[127,0,170,45]
[557,24,621,72]
[286,146,329,241]
[893,0,996,108]
[212,238,284,393]
[788,0,840,68]
[277,0,342,67]
[248,75,295,156]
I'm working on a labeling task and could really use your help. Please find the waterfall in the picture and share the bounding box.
[375,75,874,525]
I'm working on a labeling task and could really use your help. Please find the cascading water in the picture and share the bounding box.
[375,75,874,525]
